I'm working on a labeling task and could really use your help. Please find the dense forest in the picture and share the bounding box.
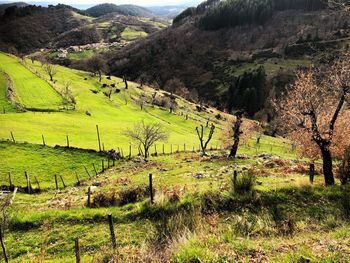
[174,0,327,29]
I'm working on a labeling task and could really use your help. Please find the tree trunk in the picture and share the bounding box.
[321,146,335,186]
[229,111,243,158]
[229,139,239,158]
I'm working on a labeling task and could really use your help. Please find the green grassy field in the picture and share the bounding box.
[121,27,148,41]
[0,71,18,113]
[67,50,95,60]
[0,141,108,189]
[1,145,348,262]
[1,52,348,262]
[0,53,64,111]
[0,52,232,153]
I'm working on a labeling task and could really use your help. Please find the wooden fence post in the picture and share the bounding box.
[54,174,59,190]
[60,175,66,188]
[66,135,70,148]
[149,174,154,204]
[75,237,80,263]
[233,170,238,188]
[10,131,15,143]
[154,144,157,156]
[42,134,46,146]
[34,176,40,191]
[96,125,101,152]
[8,172,13,189]
[25,171,31,194]
[184,143,186,152]
[129,144,132,159]
[84,166,92,179]
[75,172,80,186]
[92,164,98,176]
[170,144,172,154]
[309,162,315,184]
[177,144,179,153]
[87,186,91,208]
[121,148,124,158]
[0,226,8,263]
[162,144,165,155]
[107,214,117,250]
[102,160,105,172]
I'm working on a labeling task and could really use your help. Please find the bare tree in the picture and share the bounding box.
[62,81,76,109]
[196,124,215,156]
[164,78,184,95]
[136,93,146,110]
[123,75,128,89]
[44,63,56,81]
[124,121,168,160]
[229,111,244,158]
[169,98,177,113]
[188,88,199,102]
[87,56,106,82]
[274,54,350,185]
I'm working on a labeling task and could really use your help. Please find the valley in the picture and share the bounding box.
[0,0,350,262]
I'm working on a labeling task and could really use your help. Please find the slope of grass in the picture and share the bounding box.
[1,147,348,262]
[0,52,237,153]
[0,141,108,189]
[0,53,64,111]
[121,27,148,40]
[67,50,95,60]
[0,71,17,113]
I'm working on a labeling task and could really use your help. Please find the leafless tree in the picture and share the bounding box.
[87,56,106,82]
[228,111,244,158]
[196,124,215,156]
[274,54,350,185]
[124,121,168,160]
[44,63,56,81]
[164,78,184,95]
[136,93,146,110]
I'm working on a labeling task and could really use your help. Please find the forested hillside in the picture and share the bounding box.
[107,0,350,118]
[0,3,168,55]
[85,3,155,18]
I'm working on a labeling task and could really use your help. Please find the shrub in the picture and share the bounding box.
[92,185,151,207]
[152,207,201,247]
[231,170,256,195]
[232,212,275,237]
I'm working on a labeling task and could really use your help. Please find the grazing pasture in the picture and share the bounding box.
[0,53,64,111]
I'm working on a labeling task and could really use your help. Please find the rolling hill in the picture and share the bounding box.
[107,0,350,119]
[85,3,155,18]
[0,52,227,152]
[0,3,169,55]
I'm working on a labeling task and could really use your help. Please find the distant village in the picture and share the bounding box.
[55,40,128,58]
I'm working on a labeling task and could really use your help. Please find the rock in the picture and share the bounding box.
[258,153,273,159]
[236,154,249,159]
[89,186,97,193]
[92,181,101,186]
[257,181,263,185]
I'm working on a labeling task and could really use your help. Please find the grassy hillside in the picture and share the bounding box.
[0,53,64,111]
[121,26,148,41]
[0,141,107,189]
[0,71,17,113]
[0,52,230,153]
[108,0,350,117]
[1,145,349,262]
